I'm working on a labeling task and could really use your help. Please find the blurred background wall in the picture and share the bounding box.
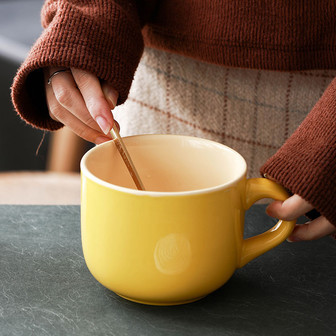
[0,0,49,171]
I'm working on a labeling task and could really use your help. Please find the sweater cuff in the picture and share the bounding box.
[11,0,144,130]
[260,78,336,227]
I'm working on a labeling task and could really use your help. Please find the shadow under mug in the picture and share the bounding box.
[80,134,296,305]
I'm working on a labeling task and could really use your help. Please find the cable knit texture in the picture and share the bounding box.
[11,0,336,227]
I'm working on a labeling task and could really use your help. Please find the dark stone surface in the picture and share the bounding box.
[1,205,335,336]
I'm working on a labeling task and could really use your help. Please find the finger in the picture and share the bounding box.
[287,217,336,242]
[266,194,314,221]
[113,120,121,132]
[44,71,111,144]
[71,68,114,135]
[46,67,102,132]
[101,81,119,110]
[49,98,111,145]
[44,68,61,122]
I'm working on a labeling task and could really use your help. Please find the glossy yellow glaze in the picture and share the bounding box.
[80,135,295,305]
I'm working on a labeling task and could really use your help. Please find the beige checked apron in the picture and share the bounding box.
[114,47,336,178]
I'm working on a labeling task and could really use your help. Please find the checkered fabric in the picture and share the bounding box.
[114,48,336,178]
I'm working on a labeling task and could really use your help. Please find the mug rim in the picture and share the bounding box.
[80,134,247,197]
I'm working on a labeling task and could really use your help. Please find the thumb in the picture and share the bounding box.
[102,82,119,110]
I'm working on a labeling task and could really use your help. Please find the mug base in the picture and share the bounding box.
[116,293,206,306]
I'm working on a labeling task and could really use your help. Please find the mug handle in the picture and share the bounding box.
[238,178,296,268]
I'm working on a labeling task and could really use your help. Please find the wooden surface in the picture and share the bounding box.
[47,127,89,173]
[0,172,80,204]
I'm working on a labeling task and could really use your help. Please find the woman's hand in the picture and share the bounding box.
[266,194,336,242]
[44,67,119,144]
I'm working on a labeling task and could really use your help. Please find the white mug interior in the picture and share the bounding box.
[81,134,247,194]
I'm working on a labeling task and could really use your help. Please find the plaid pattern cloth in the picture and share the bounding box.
[114,47,336,178]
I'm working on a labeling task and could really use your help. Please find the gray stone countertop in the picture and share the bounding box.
[1,205,335,336]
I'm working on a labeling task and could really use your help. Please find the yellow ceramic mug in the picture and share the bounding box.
[80,134,295,306]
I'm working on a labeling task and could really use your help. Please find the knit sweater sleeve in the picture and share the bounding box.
[11,0,153,130]
[260,78,336,227]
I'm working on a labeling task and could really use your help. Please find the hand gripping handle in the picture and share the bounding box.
[238,178,296,268]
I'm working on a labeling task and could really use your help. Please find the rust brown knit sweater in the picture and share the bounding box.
[11,0,336,227]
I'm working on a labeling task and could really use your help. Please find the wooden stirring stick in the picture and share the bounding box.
[110,124,145,191]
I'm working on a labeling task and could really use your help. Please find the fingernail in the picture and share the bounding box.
[286,236,301,243]
[95,136,111,145]
[96,116,111,135]
[265,206,275,217]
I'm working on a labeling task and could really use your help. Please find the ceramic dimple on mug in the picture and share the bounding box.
[80,134,296,306]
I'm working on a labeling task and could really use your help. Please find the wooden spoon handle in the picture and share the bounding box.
[110,125,145,191]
